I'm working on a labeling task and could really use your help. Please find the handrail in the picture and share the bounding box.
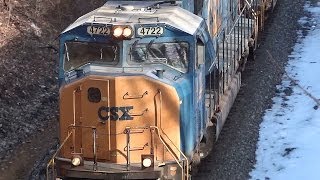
[125,127,131,171]
[123,91,148,99]
[93,128,98,171]
[46,124,189,179]
[47,125,99,179]
[211,1,258,74]
[68,125,98,170]
[150,126,189,180]
[129,108,149,116]
[46,131,72,180]
[155,89,188,179]
[225,2,258,41]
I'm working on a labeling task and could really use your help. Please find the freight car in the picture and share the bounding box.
[47,0,276,179]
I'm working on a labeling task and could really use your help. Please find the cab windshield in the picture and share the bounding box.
[129,42,189,73]
[64,42,119,71]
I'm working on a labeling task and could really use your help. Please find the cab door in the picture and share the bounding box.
[80,78,114,162]
[194,39,206,140]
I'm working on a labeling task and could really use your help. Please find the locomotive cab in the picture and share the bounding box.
[62,31,190,79]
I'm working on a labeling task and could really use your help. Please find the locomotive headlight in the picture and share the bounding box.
[71,155,83,166]
[141,154,154,169]
[123,27,133,38]
[113,27,123,38]
[142,158,152,168]
[72,157,81,166]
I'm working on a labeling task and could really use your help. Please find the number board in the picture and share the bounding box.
[137,26,164,36]
[87,26,111,36]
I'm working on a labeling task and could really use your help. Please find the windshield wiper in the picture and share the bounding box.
[112,45,118,61]
[145,38,157,60]
[146,39,155,52]
[132,39,139,49]
[100,48,103,59]
[152,1,176,7]
[64,43,70,61]
[129,39,140,56]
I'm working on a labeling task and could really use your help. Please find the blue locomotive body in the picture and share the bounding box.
[48,0,271,179]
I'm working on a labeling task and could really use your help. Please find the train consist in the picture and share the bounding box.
[47,0,277,179]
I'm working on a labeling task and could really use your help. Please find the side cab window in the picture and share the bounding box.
[196,39,205,68]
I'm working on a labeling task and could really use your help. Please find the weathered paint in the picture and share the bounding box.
[60,75,181,163]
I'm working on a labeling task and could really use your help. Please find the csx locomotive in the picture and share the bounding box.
[47,0,276,179]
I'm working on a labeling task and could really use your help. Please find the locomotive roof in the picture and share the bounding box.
[62,1,203,35]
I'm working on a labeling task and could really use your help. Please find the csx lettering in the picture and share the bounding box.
[98,106,134,121]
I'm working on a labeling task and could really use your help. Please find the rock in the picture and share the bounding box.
[39,85,46,89]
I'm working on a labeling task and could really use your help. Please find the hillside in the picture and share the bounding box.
[0,0,104,179]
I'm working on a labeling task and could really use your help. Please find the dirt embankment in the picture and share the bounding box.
[0,1,104,179]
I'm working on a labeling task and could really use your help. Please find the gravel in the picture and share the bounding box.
[194,0,308,179]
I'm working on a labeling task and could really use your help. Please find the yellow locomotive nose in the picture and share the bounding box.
[59,75,181,164]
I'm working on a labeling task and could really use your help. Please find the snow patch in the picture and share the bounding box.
[250,2,320,180]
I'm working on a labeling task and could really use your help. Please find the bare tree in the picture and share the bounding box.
[6,0,13,27]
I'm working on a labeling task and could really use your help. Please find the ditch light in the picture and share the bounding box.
[71,155,83,167]
[112,26,134,39]
[141,154,154,169]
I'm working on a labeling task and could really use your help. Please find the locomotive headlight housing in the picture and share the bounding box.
[113,26,123,38]
[143,158,152,167]
[112,26,134,39]
[71,155,83,166]
[141,154,154,169]
[123,27,133,38]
